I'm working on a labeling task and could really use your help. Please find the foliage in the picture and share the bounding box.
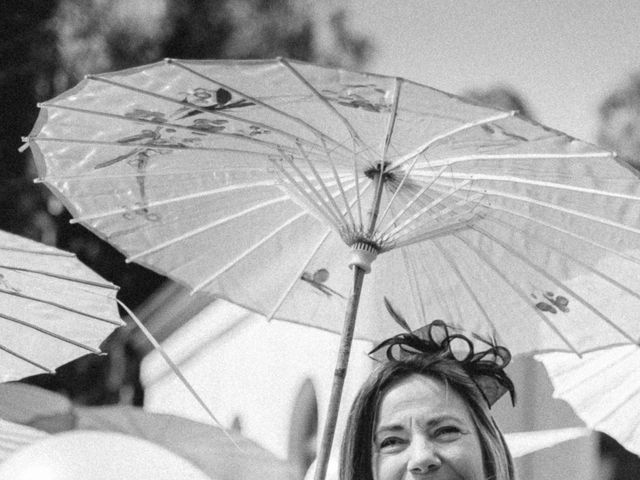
[598,74,640,170]
[464,85,535,120]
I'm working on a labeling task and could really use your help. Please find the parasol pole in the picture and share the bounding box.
[313,169,386,480]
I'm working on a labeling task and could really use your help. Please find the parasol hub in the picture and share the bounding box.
[348,241,379,273]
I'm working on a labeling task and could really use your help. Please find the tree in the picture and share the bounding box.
[464,84,535,120]
[0,1,60,242]
[8,0,371,405]
[598,73,640,171]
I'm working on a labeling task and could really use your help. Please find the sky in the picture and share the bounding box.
[344,0,640,144]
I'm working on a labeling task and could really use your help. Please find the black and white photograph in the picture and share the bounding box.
[2,1,640,479]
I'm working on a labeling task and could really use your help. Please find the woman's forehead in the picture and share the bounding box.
[376,374,472,425]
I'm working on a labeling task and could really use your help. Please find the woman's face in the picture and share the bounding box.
[372,374,485,480]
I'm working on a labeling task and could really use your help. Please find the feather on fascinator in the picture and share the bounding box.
[369,299,516,408]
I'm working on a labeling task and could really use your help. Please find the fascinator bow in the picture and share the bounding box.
[370,299,516,408]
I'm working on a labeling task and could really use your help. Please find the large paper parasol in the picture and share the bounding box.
[0,230,123,382]
[23,58,640,478]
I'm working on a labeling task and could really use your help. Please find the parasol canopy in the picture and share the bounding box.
[536,344,640,458]
[0,230,123,382]
[23,58,640,353]
[0,430,214,480]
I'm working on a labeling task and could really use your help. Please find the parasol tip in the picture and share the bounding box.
[18,139,30,153]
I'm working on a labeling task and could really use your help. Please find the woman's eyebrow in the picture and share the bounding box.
[415,414,465,430]
[429,414,464,424]
[374,424,405,439]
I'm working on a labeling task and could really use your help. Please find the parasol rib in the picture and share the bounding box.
[590,383,640,426]
[378,165,449,233]
[399,247,428,321]
[269,159,343,229]
[0,288,124,326]
[389,111,515,169]
[415,151,612,169]
[125,196,292,263]
[28,136,294,158]
[39,166,274,182]
[426,181,640,237]
[0,343,54,374]
[0,313,102,353]
[278,58,374,161]
[144,312,255,386]
[432,238,499,333]
[376,151,439,229]
[270,158,357,228]
[84,75,341,155]
[34,104,317,156]
[380,181,474,239]
[382,77,402,162]
[483,215,640,303]
[384,203,471,246]
[168,59,352,156]
[389,193,485,247]
[486,204,640,268]
[413,170,640,203]
[383,180,472,239]
[0,246,74,258]
[370,168,386,234]
[391,219,475,249]
[281,150,345,227]
[453,233,581,354]
[472,226,639,345]
[265,228,334,322]
[59,169,349,217]
[119,299,242,450]
[549,348,636,392]
[413,243,465,322]
[296,141,354,230]
[70,181,282,225]
[0,265,118,290]
[319,137,358,228]
[353,142,364,230]
[86,75,332,151]
[190,211,309,294]
[351,142,364,229]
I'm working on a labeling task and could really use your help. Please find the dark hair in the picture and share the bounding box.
[339,353,515,480]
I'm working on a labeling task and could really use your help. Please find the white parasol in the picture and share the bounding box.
[536,345,640,457]
[0,229,123,382]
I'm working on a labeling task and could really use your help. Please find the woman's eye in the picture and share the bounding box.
[379,437,405,450]
[434,426,462,441]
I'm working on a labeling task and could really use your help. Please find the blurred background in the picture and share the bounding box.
[2,1,640,478]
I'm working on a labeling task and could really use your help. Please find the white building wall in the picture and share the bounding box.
[141,300,374,461]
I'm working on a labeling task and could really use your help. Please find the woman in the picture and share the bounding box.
[340,301,516,480]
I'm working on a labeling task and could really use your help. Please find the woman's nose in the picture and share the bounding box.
[407,438,442,475]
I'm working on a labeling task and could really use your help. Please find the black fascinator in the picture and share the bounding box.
[369,299,516,408]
